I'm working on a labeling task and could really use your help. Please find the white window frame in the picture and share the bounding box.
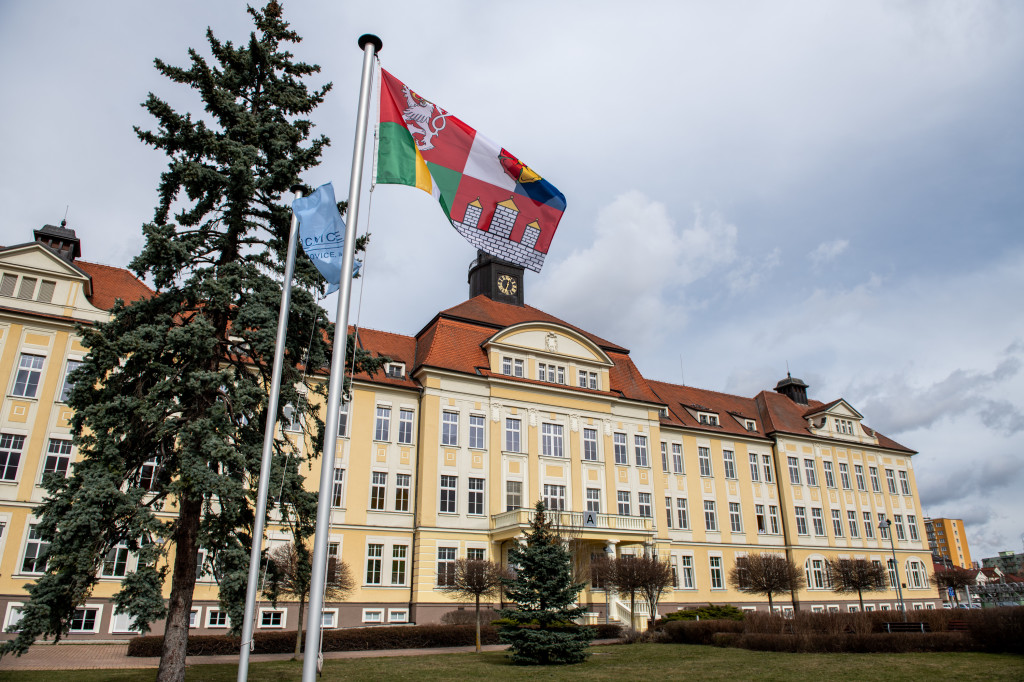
[505,418,521,453]
[69,604,103,634]
[698,447,712,477]
[722,450,736,479]
[441,411,459,447]
[634,435,649,467]
[613,433,628,465]
[12,353,45,398]
[206,609,229,629]
[467,477,485,515]
[0,434,26,482]
[468,414,486,450]
[439,475,457,514]
[541,423,564,458]
[506,479,523,511]
[397,408,414,445]
[387,608,408,623]
[362,608,384,624]
[583,428,599,461]
[374,406,391,442]
[59,359,82,403]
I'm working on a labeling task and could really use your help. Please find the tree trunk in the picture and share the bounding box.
[767,591,774,612]
[630,590,636,632]
[156,494,202,682]
[294,594,305,660]
[474,594,481,653]
[857,588,864,611]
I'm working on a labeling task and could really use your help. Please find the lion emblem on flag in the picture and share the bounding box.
[400,86,451,151]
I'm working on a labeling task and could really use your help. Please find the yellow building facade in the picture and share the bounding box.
[925,517,973,569]
[0,235,939,640]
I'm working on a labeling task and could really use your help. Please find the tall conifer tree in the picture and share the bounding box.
[0,4,383,680]
[499,502,594,665]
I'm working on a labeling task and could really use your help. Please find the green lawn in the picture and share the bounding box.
[1,644,1021,682]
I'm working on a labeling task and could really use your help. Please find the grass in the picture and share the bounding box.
[1,644,1021,682]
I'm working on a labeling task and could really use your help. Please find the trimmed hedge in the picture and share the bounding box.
[657,606,1024,655]
[126,621,622,658]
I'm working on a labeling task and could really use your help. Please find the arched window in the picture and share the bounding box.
[805,557,827,589]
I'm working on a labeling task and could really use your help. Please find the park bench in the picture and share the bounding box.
[883,622,930,633]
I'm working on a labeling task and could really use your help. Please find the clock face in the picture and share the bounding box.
[497,274,518,296]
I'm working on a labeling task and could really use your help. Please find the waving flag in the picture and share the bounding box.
[292,183,359,294]
[375,69,566,273]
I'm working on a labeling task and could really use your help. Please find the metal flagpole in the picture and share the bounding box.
[301,33,381,682]
[237,186,304,681]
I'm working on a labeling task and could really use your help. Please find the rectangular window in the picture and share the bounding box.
[887,558,898,588]
[394,473,410,512]
[794,507,808,535]
[437,547,456,586]
[514,358,524,377]
[331,468,345,507]
[698,447,712,477]
[848,510,860,538]
[467,548,485,561]
[506,480,522,511]
[468,477,485,515]
[680,555,695,588]
[543,484,565,511]
[577,369,587,387]
[729,502,742,532]
[762,455,774,483]
[613,433,628,465]
[0,273,16,297]
[586,488,601,513]
[886,469,897,494]
[542,423,564,457]
[804,459,818,486]
[870,466,881,493]
[832,509,844,537]
[365,544,383,584]
[661,442,669,472]
[863,512,875,539]
[907,515,920,541]
[59,360,82,403]
[749,453,760,481]
[723,450,736,479]
[589,372,598,390]
[634,435,649,467]
[893,514,906,541]
[768,505,781,534]
[469,414,485,449]
[370,472,387,510]
[839,463,852,489]
[617,491,630,516]
[504,357,513,376]
[69,608,99,633]
[441,411,458,446]
[439,475,457,513]
[13,354,45,398]
[676,498,689,529]
[583,428,598,461]
[854,464,866,491]
[398,408,414,444]
[505,418,521,452]
[898,471,911,495]
[823,461,836,488]
[704,500,717,531]
[338,401,350,438]
[0,434,25,482]
[811,508,825,536]
[665,497,673,528]
[788,457,801,485]
[638,492,652,518]
[672,444,684,474]
[391,545,407,584]
[42,438,72,478]
[709,556,723,589]
[101,544,130,578]
[755,504,766,533]
[374,406,391,441]
[808,559,826,589]
[878,513,890,539]
[207,610,228,628]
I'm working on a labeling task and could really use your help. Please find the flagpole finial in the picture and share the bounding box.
[358,34,382,53]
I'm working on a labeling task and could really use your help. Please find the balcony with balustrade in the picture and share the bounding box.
[490,507,654,542]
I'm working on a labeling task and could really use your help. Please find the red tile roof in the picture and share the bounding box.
[76,260,153,310]
[648,380,770,439]
[350,326,419,389]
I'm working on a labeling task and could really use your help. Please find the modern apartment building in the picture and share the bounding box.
[924,517,973,569]
[1,232,939,641]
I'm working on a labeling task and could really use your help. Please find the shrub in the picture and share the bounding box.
[661,604,745,623]
[662,619,744,645]
[732,632,972,654]
[592,623,624,640]
[127,624,499,657]
[965,606,1024,654]
[441,608,500,626]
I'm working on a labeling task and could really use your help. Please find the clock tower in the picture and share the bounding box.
[468,250,524,306]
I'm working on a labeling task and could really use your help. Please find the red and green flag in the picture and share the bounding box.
[375,69,566,273]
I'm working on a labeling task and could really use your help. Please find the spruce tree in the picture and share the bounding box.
[499,502,594,665]
[0,3,383,680]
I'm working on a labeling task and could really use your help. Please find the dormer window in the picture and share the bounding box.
[385,362,405,379]
[577,370,598,390]
[834,418,854,435]
[745,419,757,432]
[659,406,669,419]
[698,412,719,426]
[501,356,524,378]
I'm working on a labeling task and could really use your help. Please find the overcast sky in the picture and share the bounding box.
[2,1,1022,561]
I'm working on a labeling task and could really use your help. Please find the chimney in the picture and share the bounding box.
[34,220,82,263]
[775,372,809,405]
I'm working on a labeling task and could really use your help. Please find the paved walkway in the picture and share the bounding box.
[0,642,508,671]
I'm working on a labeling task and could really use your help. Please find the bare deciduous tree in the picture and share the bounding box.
[825,558,890,611]
[931,566,978,607]
[439,558,509,652]
[729,553,805,611]
[599,555,672,630]
[264,542,353,658]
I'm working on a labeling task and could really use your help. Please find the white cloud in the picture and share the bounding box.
[809,239,849,265]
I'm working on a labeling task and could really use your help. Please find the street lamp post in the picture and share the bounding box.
[878,517,907,621]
